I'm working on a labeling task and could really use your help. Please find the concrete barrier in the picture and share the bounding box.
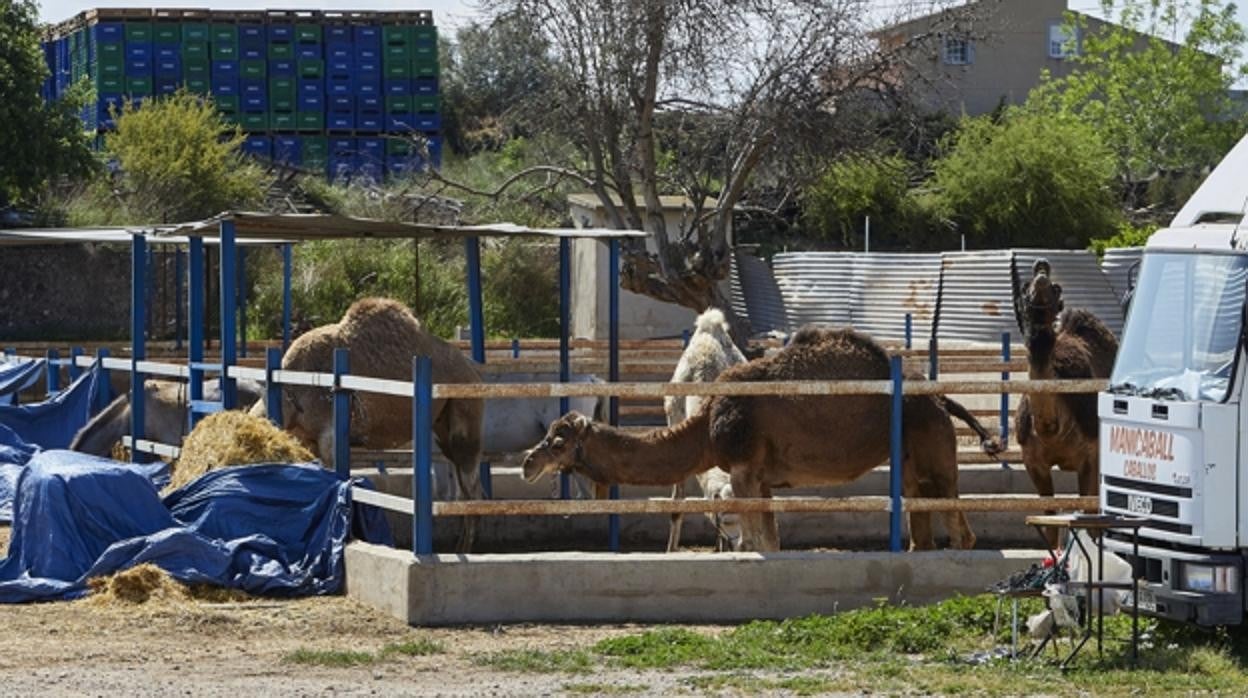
[345,543,1046,626]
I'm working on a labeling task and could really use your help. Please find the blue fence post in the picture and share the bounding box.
[608,238,621,552]
[174,248,184,351]
[558,237,571,501]
[131,234,148,463]
[3,348,13,357]
[238,246,248,359]
[889,355,904,553]
[928,336,939,380]
[45,349,60,395]
[412,355,434,555]
[332,347,351,479]
[281,244,293,351]
[682,329,691,348]
[219,221,238,409]
[69,346,83,382]
[95,347,112,411]
[188,237,205,430]
[1000,331,1011,470]
[265,346,283,427]
[511,338,520,358]
[905,313,913,350]
[145,244,154,342]
[463,236,490,500]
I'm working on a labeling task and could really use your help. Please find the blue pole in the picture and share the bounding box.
[608,239,621,552]
[511,338,520,358]
[905,313,913,350]
[282,244,293,351]
[413,355,434,555]
[95,347,112,411]
[1001,331,1011,470]
[237,247,247,358]
[332,347,351,479]
[145,244,154,342]
[131,234,148,463]
[559,237,571,501]
[69,346,83,382]
[889,355,904,552]
[45,349,60,395]
[265,346,283,427]
[174,248,183,351]
[928,336,939,380]
[188,237,205,430]
[682,329,691,348]
[219,222,238,409]
[463,236,490,499]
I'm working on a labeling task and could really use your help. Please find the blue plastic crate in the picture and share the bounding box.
[386,112,414,132]
[326,26,352,43]
[211,60,239,78]
[97,93,124,127]
[384,78,409,96]
[126,43,153,61]
[329,137,356,153]
[355,111,382,131]
[328,59,353,76]
[297,92,324,110]
[296,44,322,60]
[241,46,265,60]
[125,57,153,75]
[243,135,272,159]
[243,94,268,111]
[326,44,352,61]
[155,77,180,95]
[359,137,384,157]
[413,78,438,96]
[414,113,441,131]
[357,162,382,182]
[297,77,324,96]
[274,135,302,164]
[327,77,353,96]
[155,56,181,76]
[329,94,354,112]
[356,60,380,75]
[269,24,294,42]
[357,94,382,110]
[356,45,379,61]
[211,77,240,96]
[328,158,355,181]
[353,26,381,46]
[239,25,266,45]
[426,135,443,167]
[327,112,354,130]
[92,23,125,43]
[156,45,179,61]
[269,59,296,76]
[241,79,267,97]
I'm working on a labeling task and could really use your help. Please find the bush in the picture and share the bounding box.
[1088,221,1157,257]
[801,151,945,250]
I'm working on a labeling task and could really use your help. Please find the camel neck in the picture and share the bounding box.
[1026,327,1058,378]
[577,413,714,487]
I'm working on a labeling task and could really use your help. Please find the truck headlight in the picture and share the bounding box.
[1179,563,1240,593]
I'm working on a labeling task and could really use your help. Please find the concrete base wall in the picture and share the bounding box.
[345,543,1045,626]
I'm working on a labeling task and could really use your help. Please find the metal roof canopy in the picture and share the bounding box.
[150,212,649,241]
[0,227,286,247]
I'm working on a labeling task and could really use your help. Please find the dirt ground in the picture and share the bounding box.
[0,525,825,697]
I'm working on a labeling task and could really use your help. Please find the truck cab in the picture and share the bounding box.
[1101,134,1248,626]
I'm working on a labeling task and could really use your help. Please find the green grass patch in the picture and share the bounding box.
[685,673,847,696]
[282,648,376,667]
[562,682,646,694]
[380,637,445,657]
[474,648,594,673]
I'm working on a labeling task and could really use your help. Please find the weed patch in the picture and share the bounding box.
[474,648,593,673]
[282,648,376,667]
[380,638,445,657]
[562,682,645,694]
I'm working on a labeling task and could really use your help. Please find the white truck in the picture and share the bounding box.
[1100,133,1248,626]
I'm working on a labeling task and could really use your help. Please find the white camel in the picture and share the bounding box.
[665,307,746,552]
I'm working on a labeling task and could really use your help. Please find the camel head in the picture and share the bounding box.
[521,412,593,482]
[1015,258,1064,336]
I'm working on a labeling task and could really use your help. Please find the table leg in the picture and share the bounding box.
[1098,532,1104,656]
[1132,531,1140,665]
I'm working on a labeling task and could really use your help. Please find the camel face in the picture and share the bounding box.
[521,413,590,482]
[1020,259,1064,334]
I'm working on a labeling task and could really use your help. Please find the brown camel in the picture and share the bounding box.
[521,325,1003,552]
[249,297,485,553]
[1012,259,1118,544]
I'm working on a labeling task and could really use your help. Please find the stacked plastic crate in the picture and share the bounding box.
[40,8,442,181]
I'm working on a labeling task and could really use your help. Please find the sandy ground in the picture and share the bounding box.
[1,525,843,697]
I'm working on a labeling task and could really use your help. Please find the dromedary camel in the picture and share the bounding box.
[249,297,485,553]
[522,325,1003,552]
[70,378,263,457]
[1012,259,1118,544]
[665,307,746,553]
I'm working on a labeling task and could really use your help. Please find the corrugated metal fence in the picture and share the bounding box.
[744,248,1132,344]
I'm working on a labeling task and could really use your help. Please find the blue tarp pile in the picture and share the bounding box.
[0,358,46,406]
[0,451,392,603]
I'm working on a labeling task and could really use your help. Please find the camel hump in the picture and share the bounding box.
[694,307,731,336]
[342,297,423,333]
[789,325,827,345]
[1059,308,1119,364]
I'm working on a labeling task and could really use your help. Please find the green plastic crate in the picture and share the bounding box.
[303,136,328,160]
[384,44,411,62]
[268,42,294,59]
[295,24,322,43]
[241,112,269,131]
[182,23,210,42]
[387,138,411,156]
[153,24,180,44]
[270,96,296,112]
[297,111,324,131]
[98,55,125,75]
[221,111,241,127]
[269,77,296,94]
[98,41,124,58]
[124,22,152,44]
[411,60,439,79]
[215,95,241,112]
[386,96,412,113]
[182,41,209,59]
[297,60,324,79]
[183,58,210,77]
[412,25,437,45]
[384,62,411,79]
[125,77,153,95]
[211,42,239,61]
[271,112,296,130]
[95,75,125,93]
[185,77,210,93]
[383,26,410,45]
[241,60,266,79]
[412,43,436,62]
[212,24,239,44]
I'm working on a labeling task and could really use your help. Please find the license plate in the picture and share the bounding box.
[1128,589,1158,613]
[1128,494,1153,515]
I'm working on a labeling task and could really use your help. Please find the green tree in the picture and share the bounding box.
[929,111,1121,248]
[0,0,96,205]
[801,151,944,250]
[1028,0,1248,206]
[106,90,265,222]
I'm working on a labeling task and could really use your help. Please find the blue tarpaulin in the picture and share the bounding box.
[0,451,392,603]
[0,358,44,406]
[0,364,101,449]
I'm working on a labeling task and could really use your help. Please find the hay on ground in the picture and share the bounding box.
[169,410,314,492]
[86,564,190,606]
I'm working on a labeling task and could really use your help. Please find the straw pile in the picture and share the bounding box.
[86,564,190,606]
[168,410,314,492]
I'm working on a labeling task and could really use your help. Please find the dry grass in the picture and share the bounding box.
[85,564,190,606]
[169,410,314,492]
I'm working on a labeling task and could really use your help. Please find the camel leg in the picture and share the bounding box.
[730,466,777,552]
[436,400,484,555]
[667,482,685,553]
[903,460,935,552]
[924,457,976,550]
[758,482,780,552]
[1024,447,1061,549]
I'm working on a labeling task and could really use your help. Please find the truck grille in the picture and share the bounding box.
[1103,477,1194,536]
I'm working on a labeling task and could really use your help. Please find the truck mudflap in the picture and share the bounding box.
[1105,536,1246,627]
